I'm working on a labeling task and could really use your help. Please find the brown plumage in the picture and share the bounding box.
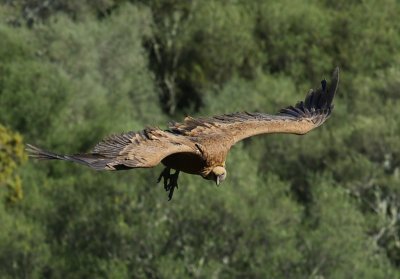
[27,67,339,200]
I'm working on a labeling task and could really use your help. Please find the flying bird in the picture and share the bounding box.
[27,67,339,200]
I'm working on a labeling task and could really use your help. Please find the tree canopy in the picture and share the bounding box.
[1,0,400,278]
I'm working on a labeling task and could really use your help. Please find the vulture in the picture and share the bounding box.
[27,67,339,200]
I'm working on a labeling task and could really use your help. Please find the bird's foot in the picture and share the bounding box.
[157,168,180,200]
[157,167,170,187]
[167,171,179,200]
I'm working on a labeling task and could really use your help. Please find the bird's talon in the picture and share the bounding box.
[157,168,180,200]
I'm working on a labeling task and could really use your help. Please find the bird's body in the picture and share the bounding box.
[27,68,340,199]
[162,152,206,175]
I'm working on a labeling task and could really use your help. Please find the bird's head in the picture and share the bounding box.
[208,166,227,186]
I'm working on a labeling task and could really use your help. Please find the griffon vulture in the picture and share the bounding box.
[27,68,339,200]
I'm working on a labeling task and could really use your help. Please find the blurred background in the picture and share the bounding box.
[1,0,400,278]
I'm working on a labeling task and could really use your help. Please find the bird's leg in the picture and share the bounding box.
[157,168,180,200]
[157,167,171,191]
[167,170,180,201]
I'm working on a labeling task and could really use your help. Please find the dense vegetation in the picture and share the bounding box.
[1,0,400,278]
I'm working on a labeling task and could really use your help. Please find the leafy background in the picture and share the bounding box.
[1,0,400,278]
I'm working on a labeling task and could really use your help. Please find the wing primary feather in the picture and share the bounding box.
[318,79,328,108]
[280,108,300,117]
[321,79,327,93]
[26,144,113,170]
[278,67,339,125]
[326,67,339,106]
[305,89,313,107]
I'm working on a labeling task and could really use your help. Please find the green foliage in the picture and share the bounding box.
[0,202,50,278]
[300,177,396,278]
[0,124,26,203]
[0,4,161,152]
[332,0,400,73]
[1,0,400,278]
[255,0,334,80]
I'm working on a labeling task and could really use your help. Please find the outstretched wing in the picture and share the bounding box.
[27,128,200,170]
[169,67,339,146]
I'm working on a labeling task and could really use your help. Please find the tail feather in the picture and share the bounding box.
[26,144,112,170]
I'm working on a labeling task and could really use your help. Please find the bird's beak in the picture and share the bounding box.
[216,176,220,186]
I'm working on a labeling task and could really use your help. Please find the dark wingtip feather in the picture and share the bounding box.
[326,66,339,106]
[26,144,113,170]
[279,67,339,118]
[26,144,62,160]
